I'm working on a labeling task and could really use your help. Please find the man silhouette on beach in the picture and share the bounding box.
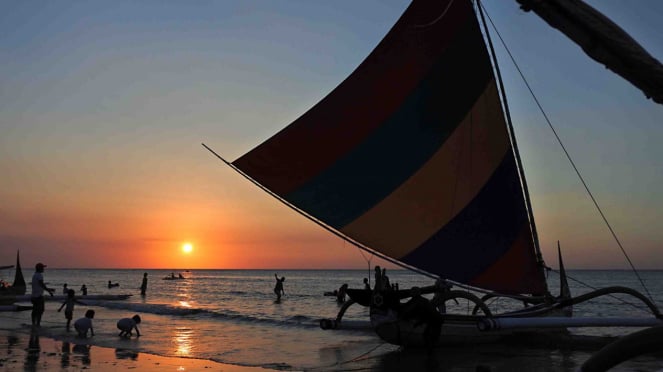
[31,262,54,326]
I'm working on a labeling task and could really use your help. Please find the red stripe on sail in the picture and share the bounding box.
[469,223,546,295]
[233,0,474,195]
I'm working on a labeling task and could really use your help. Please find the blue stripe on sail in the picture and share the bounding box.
[399,152,528,283]
[283,19,492,229]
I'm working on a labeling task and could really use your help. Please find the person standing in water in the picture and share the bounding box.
[31,262,54,327]
[140,273,148,296]
[274,273,285,301]
[58,289,85,332]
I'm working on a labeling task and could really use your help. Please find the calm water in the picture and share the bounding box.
[1,269,663,371]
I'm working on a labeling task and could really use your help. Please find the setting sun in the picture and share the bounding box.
[182,243,193,254]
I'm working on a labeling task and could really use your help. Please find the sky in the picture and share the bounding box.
[1,1,662,270]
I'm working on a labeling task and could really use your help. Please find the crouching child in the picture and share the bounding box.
[74,310,95,338]
[117,314,141,338]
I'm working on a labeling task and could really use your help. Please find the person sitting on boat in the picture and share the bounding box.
[178,273,184,279]
[431,278,453,314]
[381,268,391,290]
[399,287,443,350]
[373,266,383,291]
[363,278,370,290]
[336,284,348,303]
[171,273,176,279]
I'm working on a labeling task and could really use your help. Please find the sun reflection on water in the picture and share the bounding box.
[173,327,194,356]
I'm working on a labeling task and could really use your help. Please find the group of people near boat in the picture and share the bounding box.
[29,263,143,338]
[370,265,447,349]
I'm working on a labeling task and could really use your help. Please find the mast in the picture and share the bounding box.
[476,1,548,280]
[516,0,663,105]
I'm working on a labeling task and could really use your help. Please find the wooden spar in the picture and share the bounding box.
[515,0,663,104]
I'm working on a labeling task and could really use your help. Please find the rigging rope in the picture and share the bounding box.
[350,239,374,286]
[307,341,389,371]
[477,1,655,304]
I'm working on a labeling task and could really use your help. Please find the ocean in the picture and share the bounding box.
[1,269,662,371]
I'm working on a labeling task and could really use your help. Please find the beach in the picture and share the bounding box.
[1,269,662,371]
[0,328,264,371]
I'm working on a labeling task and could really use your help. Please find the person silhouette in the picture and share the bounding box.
[140,273,148,296]
[336,284,348,303]
[274,273,285,301]
[373,266,383,291]
[117,314,142,338]
[31,262,54,326]
[74,309,95,338]
[58,289,85,332]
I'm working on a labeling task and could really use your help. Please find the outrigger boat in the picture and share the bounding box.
[0,251,27,298]
[1,251,29,312]
[205,0,662,352]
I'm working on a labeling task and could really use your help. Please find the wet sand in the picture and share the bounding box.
[0,329,266,371]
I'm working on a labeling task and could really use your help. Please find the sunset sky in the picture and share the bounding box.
[1,1,662,270]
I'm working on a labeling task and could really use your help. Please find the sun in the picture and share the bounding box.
[182,243,193,254]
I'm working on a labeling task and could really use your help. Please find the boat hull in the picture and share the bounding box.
[371,312,615,350]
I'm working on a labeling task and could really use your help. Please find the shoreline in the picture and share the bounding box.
[0,328,268,371]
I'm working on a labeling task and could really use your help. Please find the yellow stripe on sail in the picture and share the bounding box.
[340,80,511,259]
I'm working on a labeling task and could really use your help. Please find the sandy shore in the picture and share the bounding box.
[0,328,267,372]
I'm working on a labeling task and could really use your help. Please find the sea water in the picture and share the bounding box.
[1,269,662,371]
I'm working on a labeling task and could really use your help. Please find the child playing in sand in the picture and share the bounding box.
[57,289,85,332]
[73,309,95,338]
[117,314,142,338]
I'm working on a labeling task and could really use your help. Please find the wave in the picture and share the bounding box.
[86,300,323,329]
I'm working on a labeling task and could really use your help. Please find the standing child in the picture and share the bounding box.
[73,309,95,338]
[57,289,84,332]
[117,314,142,338]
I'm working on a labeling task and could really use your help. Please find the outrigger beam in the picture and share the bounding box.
[479,316,663,331]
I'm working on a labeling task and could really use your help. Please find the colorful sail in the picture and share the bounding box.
[232,0,547,295]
